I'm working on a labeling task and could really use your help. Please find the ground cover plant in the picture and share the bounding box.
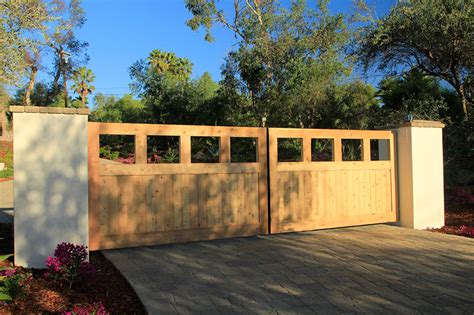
[0,236,146,314]
[0,142,13,181]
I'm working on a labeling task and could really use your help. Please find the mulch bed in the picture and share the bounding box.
[428,186,474,238]
[0,223,146,314]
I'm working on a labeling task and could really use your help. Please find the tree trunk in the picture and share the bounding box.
[458,85,468,117]
[23,66,38,106]
[52,57,62,97]
[63,67,68,108]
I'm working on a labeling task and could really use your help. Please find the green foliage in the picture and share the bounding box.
[89,93,144,123]
[0,254,28,302]
[71,66,95,107]
[99,147,119,161]
[0,0,51,86]
[186,0,376,127]
[357,0,473,116]
[129,50,223,125]
[0,142,13,179]
[161,148,180,163]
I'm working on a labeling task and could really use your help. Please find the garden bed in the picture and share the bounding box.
[0,141,13,182]
[0,223,146,314]
[428,186,474,238]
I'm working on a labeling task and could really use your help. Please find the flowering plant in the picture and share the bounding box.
[0,254,29,302]
[45,242,96,288]
[62,302,108,315]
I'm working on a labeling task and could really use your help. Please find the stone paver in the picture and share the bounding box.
[103,225,474,314]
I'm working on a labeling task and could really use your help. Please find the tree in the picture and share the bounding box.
[148,50,192,81]
[129,50,223,125]
[356,0,473,117]
[71,66,95,107]
[0,0,50,86]
[186,0,371,127]
[89,93,144,123]
[45,0,88,99]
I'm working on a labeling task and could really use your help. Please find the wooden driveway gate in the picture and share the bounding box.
[268,128,397,233]
[89,123,397,250]
[88,122,268,250]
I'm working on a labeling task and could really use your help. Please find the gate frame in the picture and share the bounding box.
[268,128,398,234]
[88,122,268,250]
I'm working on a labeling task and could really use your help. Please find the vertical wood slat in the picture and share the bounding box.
[334,138,342,162]
[220,135,231,163]
[88,124,101,250]
[135,134,147,164]
[363,138,371,162]
[180,135,191,164]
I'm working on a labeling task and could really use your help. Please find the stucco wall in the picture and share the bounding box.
[396,121,445,229]
[13,109,89,267]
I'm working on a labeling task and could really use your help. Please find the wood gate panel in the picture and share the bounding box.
[269,128,397,233]
[89,122,268,250]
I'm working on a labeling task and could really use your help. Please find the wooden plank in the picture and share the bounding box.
[275,161,391,172]
[91,121,265,137]
[99,224,262,250]
[180,135,191,164]
[363,138,371,162]
[189,175,199,228]
[100,163,259,176]
[303,172,312,221]
[181,175,191,229]
[146,175,156,232]
[220,135,230,163]
[117,176,130,235]
[135,176,147,233]
[172,175,182,230]
[236,174,245,225]
[155,175,166,232]
[106,176,119,236]
[220,174,231,226]
[257,129,268,234]
[206,174,219,227]
[198,174,208,228]
[135,134,147,164]
[88,124,101,250]
[229,173,238,225]
[99,177,109,236]
[162,175,174,231]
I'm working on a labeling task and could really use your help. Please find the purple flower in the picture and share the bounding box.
[45,256,62,272]
[0,268,16,277]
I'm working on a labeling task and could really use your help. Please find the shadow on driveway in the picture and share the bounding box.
[103,224,474,314]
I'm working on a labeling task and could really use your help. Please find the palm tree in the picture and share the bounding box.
[148,50,192,81]
[71,67,95,107]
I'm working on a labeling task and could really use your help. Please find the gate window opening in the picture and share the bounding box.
[342,139,363,161]
[370,139,390,161]
[147,136,180,164]
[277,138,303,162]
[99,135,136,164]
[311,138,334,161]
[231,137,258,163]
[191,136,220,163]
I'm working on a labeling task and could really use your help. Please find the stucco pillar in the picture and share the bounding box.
[395,120,445,229]
[10,106,89,268]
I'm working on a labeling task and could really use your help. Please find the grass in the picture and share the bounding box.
[0,141,13,180]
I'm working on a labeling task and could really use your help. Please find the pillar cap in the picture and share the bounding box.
[9,106,90,115]
[382,120,445,130]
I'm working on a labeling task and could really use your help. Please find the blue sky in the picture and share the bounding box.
[37,0,396,100]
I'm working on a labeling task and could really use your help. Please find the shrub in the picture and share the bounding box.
[45,243,96,288]
[0,254,29,302]
[62,302,108,315]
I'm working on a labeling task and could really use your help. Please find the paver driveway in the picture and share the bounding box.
[103,225,474,314]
